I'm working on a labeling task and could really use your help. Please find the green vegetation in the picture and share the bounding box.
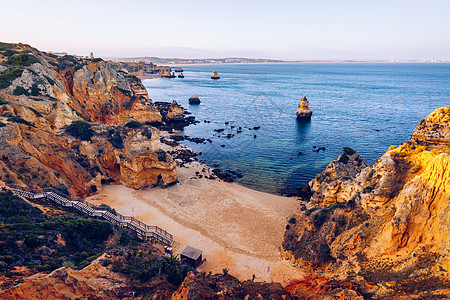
[109,248,190,286]
[125,120,143,128]
[0,98,9,105]
[363,186,375,193]
[2,49,19,57]
[338,153,349,164]
[27,106,43,117]
[108,129,124,149]
[0,42,12,51]
[66,120,94,141]
[26,68,38,75]
[319,243,332,262]
[5,53,40,66]
[0,67,24,89]
[7,116,33,126]
[43,74,55,85]
[0,122,5,128]
[313,210,327,229]
[0,190,113,273]
[343,146,356,156]
[13,86,29,96]
[30,83,40,96]
[114,86,132,97]
[57,55,79,69]
[156,149,167,162]
[45,52,58,59]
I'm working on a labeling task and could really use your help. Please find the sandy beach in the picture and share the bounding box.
[87,140,304,285]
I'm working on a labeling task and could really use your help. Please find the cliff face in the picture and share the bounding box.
[71,61,161,124]
[283,106,450,298]
[0,42,175,196]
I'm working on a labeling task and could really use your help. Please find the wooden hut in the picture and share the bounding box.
[180,246,203,268]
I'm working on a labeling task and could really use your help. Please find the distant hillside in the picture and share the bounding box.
[114,56,285,65]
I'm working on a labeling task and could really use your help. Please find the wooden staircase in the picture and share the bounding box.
[7,184,174,246]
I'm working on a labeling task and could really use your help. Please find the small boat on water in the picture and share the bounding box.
[211,71,220,79]
[174,67,184,72]
[178,73,184,78]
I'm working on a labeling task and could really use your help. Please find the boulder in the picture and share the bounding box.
[188,96,201,104]
[296,96,313,121]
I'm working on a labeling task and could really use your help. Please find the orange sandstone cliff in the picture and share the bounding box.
[0,42,175,196]
[283,106,450,299]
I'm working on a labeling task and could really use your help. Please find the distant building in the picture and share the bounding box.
[90,52,94,59]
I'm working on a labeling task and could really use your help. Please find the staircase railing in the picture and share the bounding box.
[6,184,174,246]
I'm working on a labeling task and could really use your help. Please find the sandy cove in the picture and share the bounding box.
[87,137,305,285]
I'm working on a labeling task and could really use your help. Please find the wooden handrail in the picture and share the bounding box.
[7,184,174,246]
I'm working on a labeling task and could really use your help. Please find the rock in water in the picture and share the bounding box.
[188,96,201,104]
[296,96,312,121]
[211,71,220,79]
[166,100,185,122]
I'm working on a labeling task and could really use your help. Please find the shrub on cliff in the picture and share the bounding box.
[7,116,33,126]
[2,49,18,57]
[338,153,349,164]
[66,120,94,141]
[0,122,5,127]
[12,86,29,96]
[0,67,24,89]
[156,149,167,162]
[125,120,143,128]
[0,42,12,51]
[6,53,40,66]
[0,98,9,105]
[343,147,356,156]
[108,129,124,149]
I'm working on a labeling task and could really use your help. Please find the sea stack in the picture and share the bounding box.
[188,96,201,104]
[211,71,220,79]
[296,96,313,121]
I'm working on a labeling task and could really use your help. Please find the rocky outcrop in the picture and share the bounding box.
[296,96,313,120]
[166,100,184,122]
[309,147,367,205]
[211,71,220,79]
[412,106,450,144]
[0,43,176,196]
[172,271,293,300]
[0,262,128,300]
[188,96,201,104]
[283,106,450,298]
[71,61,161,124]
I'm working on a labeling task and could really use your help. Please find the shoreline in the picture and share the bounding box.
[87,131,305,285]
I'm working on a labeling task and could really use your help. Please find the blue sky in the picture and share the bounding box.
[2,0,449,60]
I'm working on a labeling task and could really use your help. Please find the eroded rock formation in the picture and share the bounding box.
[0,42,175,196]
[296,96,313,120]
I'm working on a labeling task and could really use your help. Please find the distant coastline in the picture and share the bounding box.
[109,56,450,66]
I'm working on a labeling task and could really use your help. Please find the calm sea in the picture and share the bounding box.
[143,63,450,195]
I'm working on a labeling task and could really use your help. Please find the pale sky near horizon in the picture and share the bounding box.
[1,0,449,60]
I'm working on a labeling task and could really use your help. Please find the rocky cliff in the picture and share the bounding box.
[0,42,175,196]
[283,106,450,298]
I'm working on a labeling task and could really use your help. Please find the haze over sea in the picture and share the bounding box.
[143,63,450,195]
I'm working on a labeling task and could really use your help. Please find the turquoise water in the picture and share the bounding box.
[143,63,450,195]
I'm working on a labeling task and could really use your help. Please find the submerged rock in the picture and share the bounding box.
[296,96,313,121]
